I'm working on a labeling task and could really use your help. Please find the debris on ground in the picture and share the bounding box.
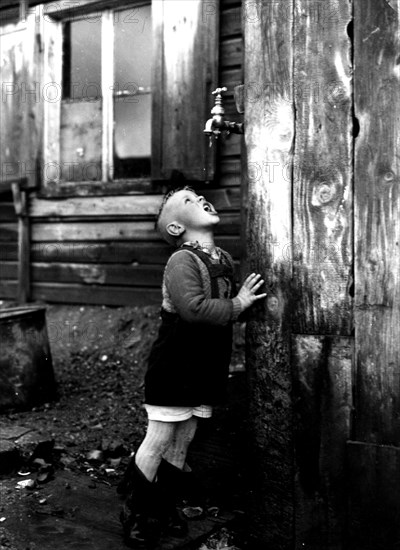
[0,303,247,550]
[198,527,244,550]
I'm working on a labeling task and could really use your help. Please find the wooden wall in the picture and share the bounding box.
[244,0,353,547]
[0,0,244,306]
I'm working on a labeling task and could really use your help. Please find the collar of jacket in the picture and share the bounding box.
[181,241,220,260]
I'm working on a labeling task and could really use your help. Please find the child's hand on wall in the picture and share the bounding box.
[236,274,267,311]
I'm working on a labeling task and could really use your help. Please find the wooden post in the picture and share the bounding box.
[291,0,353,547]
[244,0,354,546]
[349,0,400,546]
[11,180,30,304]
[244,0,294,545]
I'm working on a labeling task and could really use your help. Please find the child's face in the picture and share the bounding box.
[167,189,220,232]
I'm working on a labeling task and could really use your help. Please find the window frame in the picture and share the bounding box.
[40,0,156,197]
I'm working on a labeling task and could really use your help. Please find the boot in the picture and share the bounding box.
[119,464,163,549]
[157,459,206,509]
[117,454,136,498]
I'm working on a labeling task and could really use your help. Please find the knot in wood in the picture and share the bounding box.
[317,184,334,204]
[383,171,395,182]
[267,295,279,313]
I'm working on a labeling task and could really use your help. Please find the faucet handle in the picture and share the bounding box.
[211,87,227,113]
[212,87,228,96]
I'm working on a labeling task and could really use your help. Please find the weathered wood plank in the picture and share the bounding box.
[29,189,241,218]
[30,213,240,242]
[0,236,241,264]
[292,0,353,335]
[4,238,240,264]
[292,335,353,549]
[11,184,30,303]
[219,133,241,157]
[0,203,17,221]
[220,37,242,67]
[0,23,25,172]
[220,6,242,37]
[0,261,163,286]
[0,242,18,262]
[221,0,241,8]
[219,157,242,187]
[221,98,243,121]
[0,280,161,306]
[244,0,294,546]
[354,0,400,444]
[347,441,400,550]
[220,68,243,91]
[0,223,18,242]
[41,15,62,188]
[152,0,218,181]
[1,260,241,287]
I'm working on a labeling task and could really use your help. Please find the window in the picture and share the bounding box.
[60,4,152,182]
[41,0,218,194]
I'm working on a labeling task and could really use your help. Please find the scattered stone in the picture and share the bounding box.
[182,506,204,519]
[90,424,103,430]
[87,450,103,463]
[198,527,243,550]
[16,479,36,490]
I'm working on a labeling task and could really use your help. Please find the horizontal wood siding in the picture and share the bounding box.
[0,0,243,306]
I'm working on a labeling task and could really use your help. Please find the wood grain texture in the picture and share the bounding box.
[220,6,242,37]
[0,223,18,242]
[292,0,353,335]
[244,0,294,545]
[0,260,240,286]
[29,188,241,218]
[347,441,400,550]
[41,16,62,187]
[220,36,242,67]
[0,280,161,306]
[220,67,243,91]
[1,261,164,287]
[354,0,400,444]
[152,0,218,181]
[292,334,353,549]
[0,236,241,264]
[30,213,240,242]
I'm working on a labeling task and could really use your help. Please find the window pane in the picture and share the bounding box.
[114,5,152,89]
[114,4,152,179]
[62,18,102,100]
[114,96,151,178]
[60,101,102,182]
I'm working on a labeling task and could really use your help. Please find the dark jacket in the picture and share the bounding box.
[144,244,241,406]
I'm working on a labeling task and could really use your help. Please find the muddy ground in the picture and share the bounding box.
[0,302,251,549]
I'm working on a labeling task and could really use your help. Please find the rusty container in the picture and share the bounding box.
[0,306,56,412]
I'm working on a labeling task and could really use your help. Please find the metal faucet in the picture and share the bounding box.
[204,87,244,139]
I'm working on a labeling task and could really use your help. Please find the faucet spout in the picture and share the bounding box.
[204,87,244,140]
[204,118,215,136]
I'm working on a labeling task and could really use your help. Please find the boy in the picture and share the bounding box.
[119,186,266,548]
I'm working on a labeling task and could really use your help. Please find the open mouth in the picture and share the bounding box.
[203,201,217,213]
